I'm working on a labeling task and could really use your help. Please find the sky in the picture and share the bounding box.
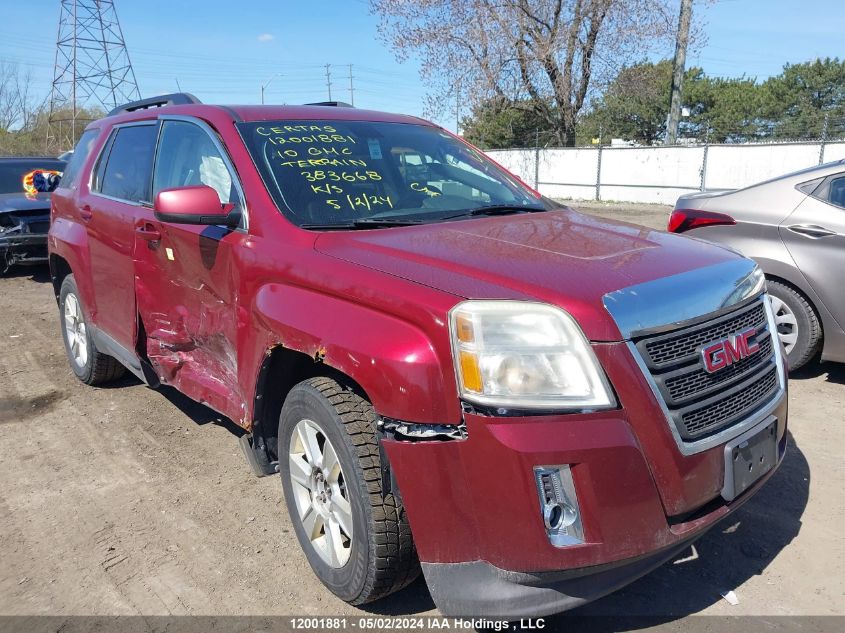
[1,0,843,133]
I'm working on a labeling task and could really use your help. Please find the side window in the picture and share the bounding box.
[60,128,100,189]
[153,120,237,206]
[98,124,158,203]
[826,175,845,209]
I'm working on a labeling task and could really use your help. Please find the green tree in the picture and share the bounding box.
[762,58,845,139]
[684,72,767,143]
[578,60,675,144]
[580,60,767,144]
[461,98,553,149]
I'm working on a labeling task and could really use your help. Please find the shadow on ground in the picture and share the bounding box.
[1,264,51,283]
[790,360,844,385]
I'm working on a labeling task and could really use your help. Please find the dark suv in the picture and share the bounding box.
[49,94,788,617]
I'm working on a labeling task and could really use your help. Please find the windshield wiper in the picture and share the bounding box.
[441,204,546,220]
[300,217,424,230]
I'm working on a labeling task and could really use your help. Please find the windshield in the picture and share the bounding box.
[236,120,543,227]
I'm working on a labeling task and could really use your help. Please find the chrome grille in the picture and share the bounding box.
[663,335,773,404]
[634,298,779,441]
[682,366,779,435]
[643,302,766,368]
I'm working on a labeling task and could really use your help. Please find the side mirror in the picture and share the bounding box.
[153,185,240,227]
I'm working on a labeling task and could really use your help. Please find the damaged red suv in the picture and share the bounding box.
[49,93,788,617]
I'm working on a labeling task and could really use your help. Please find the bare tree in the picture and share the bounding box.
[371,0,676,145]
[0,62,37,132]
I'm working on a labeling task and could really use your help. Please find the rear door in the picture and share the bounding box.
[134,116,248,421]
[82,121,159,350]
[780,172,845,329]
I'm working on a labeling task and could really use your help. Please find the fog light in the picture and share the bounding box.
[534,466,584,546]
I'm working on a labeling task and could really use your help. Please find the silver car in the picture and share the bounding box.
[670,160,845,370]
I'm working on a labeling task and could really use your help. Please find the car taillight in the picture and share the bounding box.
[668,208,736,234]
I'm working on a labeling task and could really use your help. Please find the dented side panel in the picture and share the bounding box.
[134,218,248,424]
[251,282,456,424]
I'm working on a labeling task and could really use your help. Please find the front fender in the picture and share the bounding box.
[253,283,460,424]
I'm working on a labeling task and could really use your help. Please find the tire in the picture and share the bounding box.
[767,279,822,371]
[278,377,419,605]
[59,274,126,385]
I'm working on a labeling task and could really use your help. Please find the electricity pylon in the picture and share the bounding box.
[48,0,141,150]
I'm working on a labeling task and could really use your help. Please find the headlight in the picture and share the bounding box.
[449,301,615,410]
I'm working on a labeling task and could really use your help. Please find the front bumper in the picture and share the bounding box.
[421,534,700,618]
[382,345,787,618]
[0,233,49,268]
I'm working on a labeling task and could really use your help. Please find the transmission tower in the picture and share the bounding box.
[48,0,141,150]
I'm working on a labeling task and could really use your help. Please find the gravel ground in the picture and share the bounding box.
[0,202,842,629]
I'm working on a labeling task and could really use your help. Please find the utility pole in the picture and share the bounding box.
[325,64,332,101]
[261,73,281,105]
[48,0,140,151]
[347,64,355,106]
[666,0,693,145]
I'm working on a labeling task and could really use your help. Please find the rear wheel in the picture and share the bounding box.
[59,274,126,385]
[278,377,419,605]
[767,279,822,371]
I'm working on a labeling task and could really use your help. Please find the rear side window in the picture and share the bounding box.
[97,124,158,203]
[60,129,100,189]
[827,175,845,209]
[805,171,845,210]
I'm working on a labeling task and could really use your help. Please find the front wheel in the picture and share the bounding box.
[278,377,419,605]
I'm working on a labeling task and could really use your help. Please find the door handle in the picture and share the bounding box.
[135,224,162,242]
[79,205,93,221]
[787,224,838,239]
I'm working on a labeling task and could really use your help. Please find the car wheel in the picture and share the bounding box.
[278,376,419,605]
[59,274,126,385]
[767,279,822,371]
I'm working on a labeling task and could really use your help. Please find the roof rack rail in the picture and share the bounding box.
[304,101,354,108]
[108,93,202,117]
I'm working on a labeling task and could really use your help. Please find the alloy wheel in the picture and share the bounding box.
[769,295,798,354]
[63,292,89,368]
[288,419,354,568]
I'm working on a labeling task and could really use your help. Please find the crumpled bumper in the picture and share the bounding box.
[0,232,49,267]
[421,535,700,618]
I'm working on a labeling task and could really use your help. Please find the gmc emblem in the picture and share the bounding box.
[700,327,760,373]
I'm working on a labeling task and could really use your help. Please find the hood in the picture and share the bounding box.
[315,209,742,341]
[0,192,52,214]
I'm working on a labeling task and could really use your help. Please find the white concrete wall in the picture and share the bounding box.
[600,146,704,205]
[485,140,845,205]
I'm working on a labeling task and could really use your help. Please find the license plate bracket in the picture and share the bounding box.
[721,418,778,502]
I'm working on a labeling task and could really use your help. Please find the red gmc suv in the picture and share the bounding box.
[49,94,788,618]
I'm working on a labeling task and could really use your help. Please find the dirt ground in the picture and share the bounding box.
[0,202,842,628]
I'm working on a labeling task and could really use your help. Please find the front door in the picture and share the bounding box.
[780,172,845,331]
[133,117,248,422]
